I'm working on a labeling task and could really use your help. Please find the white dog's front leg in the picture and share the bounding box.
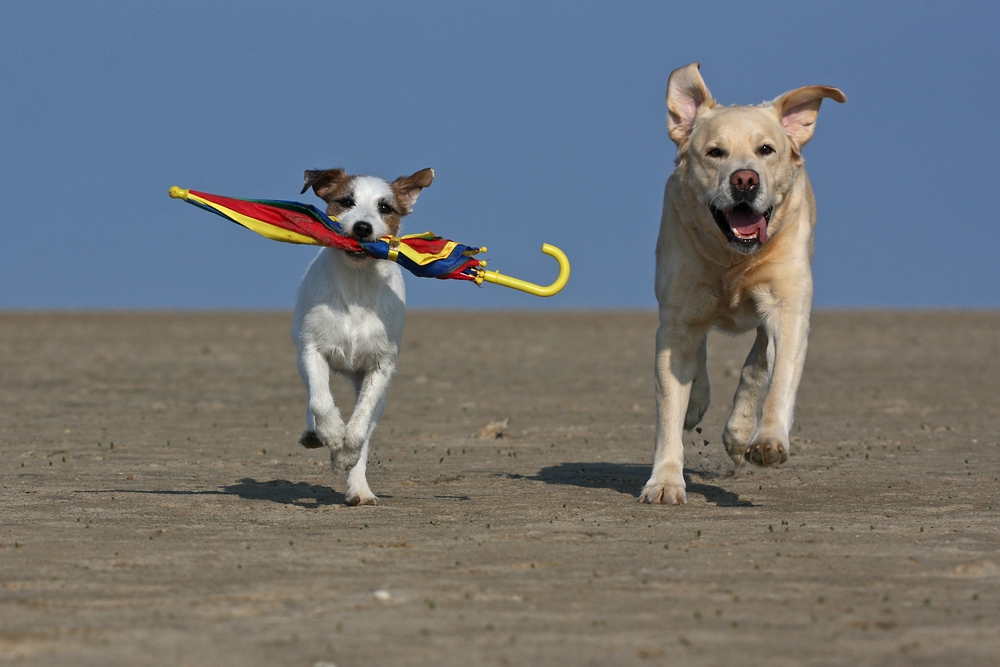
[640,323,702,504]
[746,294,811,466]
[297,346,346,452]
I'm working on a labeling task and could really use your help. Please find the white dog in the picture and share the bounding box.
[641,64,844,504]
[292,167,434,505]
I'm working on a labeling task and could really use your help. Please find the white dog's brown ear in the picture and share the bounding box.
[392,168,434,215]
[772,86,847,150]
[301,168,347,198]
[666,63,716,145]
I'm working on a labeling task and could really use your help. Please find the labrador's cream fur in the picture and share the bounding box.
[640,64,845,504]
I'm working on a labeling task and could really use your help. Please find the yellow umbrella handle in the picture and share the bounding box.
[478,243,570,297]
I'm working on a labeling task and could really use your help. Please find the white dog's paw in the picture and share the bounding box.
[299,429,345,451]
[300,420,346,451]
[744,437,788,466]
[345,490,379,506]
[330,446,362,473]
[299,431,325,449]
[639,481,687,505]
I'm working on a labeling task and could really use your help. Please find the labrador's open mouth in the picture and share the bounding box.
[710,203,772,253]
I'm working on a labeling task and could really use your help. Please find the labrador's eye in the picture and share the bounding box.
[335,197,355,208]
[706,147,725,158]
[758,144,775,156]
[378,201,395,215]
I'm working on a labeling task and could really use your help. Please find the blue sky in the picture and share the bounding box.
[1,1,997,309]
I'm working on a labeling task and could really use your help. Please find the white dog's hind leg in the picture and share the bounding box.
[723,326,770,463]
[343,366,392,456]
[336,367,392,505]
[297,346,346,452]
[684,335,710,431]
[343,437,378,506]
[640,323,702,504]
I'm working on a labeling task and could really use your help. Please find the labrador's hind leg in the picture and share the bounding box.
[684,335,710,431]
[723,327,769,464]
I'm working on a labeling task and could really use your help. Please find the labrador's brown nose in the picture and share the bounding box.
[730,170,759,192]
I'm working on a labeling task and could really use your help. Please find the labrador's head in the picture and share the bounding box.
[667,63,845,254]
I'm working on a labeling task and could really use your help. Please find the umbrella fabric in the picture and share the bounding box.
[172,188,485,282]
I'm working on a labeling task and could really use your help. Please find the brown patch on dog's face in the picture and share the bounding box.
[365,185,404,238]
[391,168,435,216]
[302,168,348,200]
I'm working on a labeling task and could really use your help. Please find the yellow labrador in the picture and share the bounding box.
[640,63,845,504]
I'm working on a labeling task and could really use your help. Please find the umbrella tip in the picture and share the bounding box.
[169,186,189,200]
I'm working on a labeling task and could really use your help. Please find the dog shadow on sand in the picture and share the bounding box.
[86,478,345,508]
[219,478,346,507]
[528,462,753,507]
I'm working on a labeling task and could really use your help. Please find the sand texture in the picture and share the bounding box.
[1,310,998,666]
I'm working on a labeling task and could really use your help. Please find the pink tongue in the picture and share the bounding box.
[725,209,768,243]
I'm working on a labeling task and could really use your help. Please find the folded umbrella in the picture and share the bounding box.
[169,186,569,296]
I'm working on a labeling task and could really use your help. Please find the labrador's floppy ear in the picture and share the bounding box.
[301,168,347,199]
[391,168,434,215]
[770,86,846,151]
[666,63,716,145]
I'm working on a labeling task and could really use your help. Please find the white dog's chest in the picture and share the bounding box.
[316,307,397,371]
[294,249,405,374]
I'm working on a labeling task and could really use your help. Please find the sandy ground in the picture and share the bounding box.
[1,310,998,666]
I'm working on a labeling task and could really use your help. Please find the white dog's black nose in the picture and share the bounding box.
[353,221,374,239]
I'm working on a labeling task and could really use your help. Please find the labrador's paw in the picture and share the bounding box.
[745,437,788,466]
[639,481,687,505]
[345,490,379,506]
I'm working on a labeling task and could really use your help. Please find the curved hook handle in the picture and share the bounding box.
[479,243,570,297]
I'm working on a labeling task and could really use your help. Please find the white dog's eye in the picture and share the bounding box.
[758,144,776,156]
[335,196,355,208]
[378,201,395,215]
[706,147,725,158]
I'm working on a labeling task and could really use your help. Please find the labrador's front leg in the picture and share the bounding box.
[640,322,703,504]
[745,293,811,466]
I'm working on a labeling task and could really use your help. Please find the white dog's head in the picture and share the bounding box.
[301,167,434,260]
[666,63,845,255]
